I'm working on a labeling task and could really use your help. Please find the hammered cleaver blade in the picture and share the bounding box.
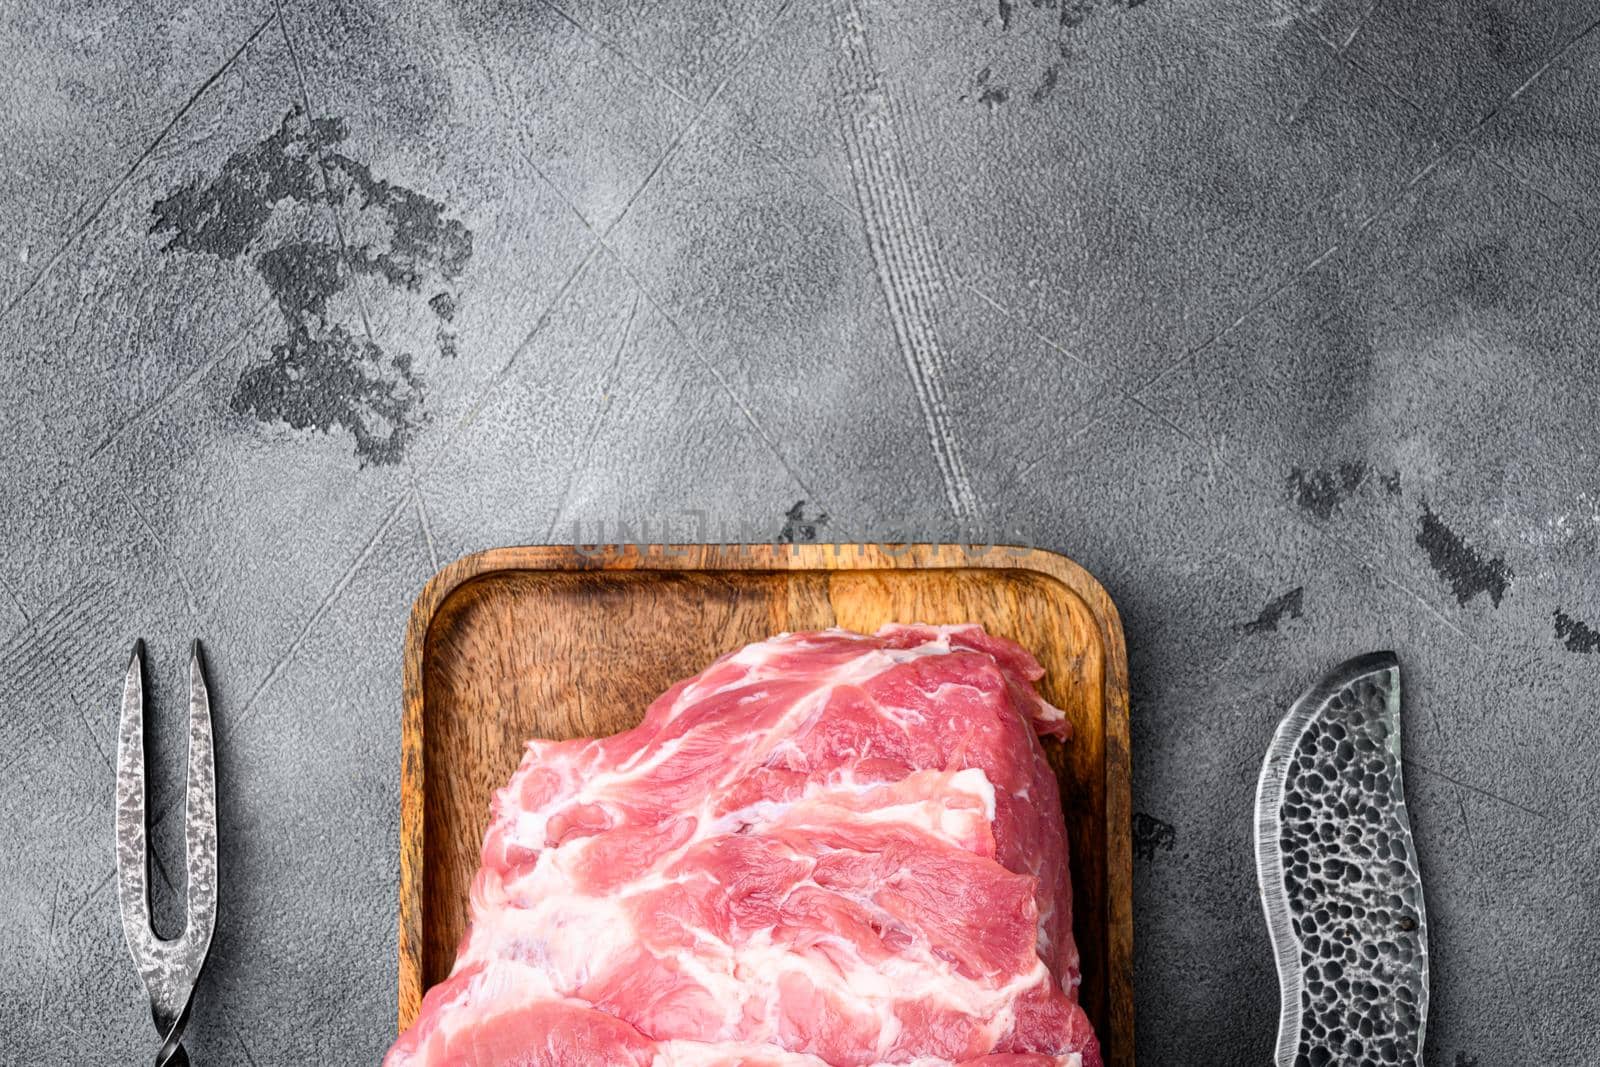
[1254,652,1429,1067]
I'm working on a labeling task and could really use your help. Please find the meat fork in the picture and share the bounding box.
[116,640,218,1067]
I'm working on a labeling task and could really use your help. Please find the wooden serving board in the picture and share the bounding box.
[399,543,1133,1065]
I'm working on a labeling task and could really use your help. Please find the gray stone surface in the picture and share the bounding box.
[2,0,1597,1062]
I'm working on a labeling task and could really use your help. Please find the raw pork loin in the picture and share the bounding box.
[387,624,1101,1067]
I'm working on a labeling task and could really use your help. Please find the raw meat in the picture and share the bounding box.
[387,624,1101,1067]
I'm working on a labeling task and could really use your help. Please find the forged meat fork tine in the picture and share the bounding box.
[116,640,218,1067]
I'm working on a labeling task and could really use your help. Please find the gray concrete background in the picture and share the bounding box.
[2,0,1597,1062]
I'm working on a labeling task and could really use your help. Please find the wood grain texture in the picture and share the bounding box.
[398,543,1133,1066]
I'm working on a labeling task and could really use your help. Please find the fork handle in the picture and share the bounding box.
[153,991,193,1067]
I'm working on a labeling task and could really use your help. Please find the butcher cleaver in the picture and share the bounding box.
[1254,652,1429,1067]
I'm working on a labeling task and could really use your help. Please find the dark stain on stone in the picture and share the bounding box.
[1060,0,1152,29]
[1133,813,1176,862]
[1554,609,1600,653]
[1455,239,1520,311]
[1416,505,1511,607]
[1031,64,1060,102]
[982,0,1145,108]
[437,326,460,361]
[1235,586,1304,636]
[257,241,344,320]
[429,292,457,323]
[979,84,1011,108]
[1454,1055,1479,1067]
[1059,0,1096,28]
[337,157,472,292]
[777,501,829,545]
[1284,462,1402,519]
[150,106,473,465]
[1286,462,1367,520]
[233,324,423,466]
[431,292,461,360]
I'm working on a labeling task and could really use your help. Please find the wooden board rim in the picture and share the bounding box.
[398,543,1133,1063]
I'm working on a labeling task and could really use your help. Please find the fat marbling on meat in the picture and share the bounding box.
[386,624,1102,1067]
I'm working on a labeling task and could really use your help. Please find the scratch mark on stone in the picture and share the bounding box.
[1380,568,1485,655]
[541,294,641,543]
[1554,609,1600,653]
[0,570,29,626]
[510,145,827,511]
[0,14,275,324]
[1279,491,1487,657]
[960,279,1090,366]
[233,1027,262,1067]
[237,493,410,724]
[1340,52,1426,116]
[531,12,848,224]
[411,479,440,575]
[518,145,602,238]
[273,0,378,346]
[437,0,794,476]
[979,305,1486,672]
[1235,586,1304,635]
[833,0,981,523]
[1338,0,1377,51]
[1499,15,1600,111]
[957,278,1228,501]
[443,245,604,453]
[0,737,37,779]
[533,0,696,106]
[1476,148,1598,229]
[1416,505,1511,607]
[1129,16,1600,404]
[619,255,824,506]
[25,581,120,770]
[1403,757,1546,819]
[82,295,276,467]
[118,484,201,624]
[33,877,66,1027]
[1132,231,1351,401]
[44,877,63,945]
[1446,784,1537,1063]
[65,867,118,926]
[610,0,797,232]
